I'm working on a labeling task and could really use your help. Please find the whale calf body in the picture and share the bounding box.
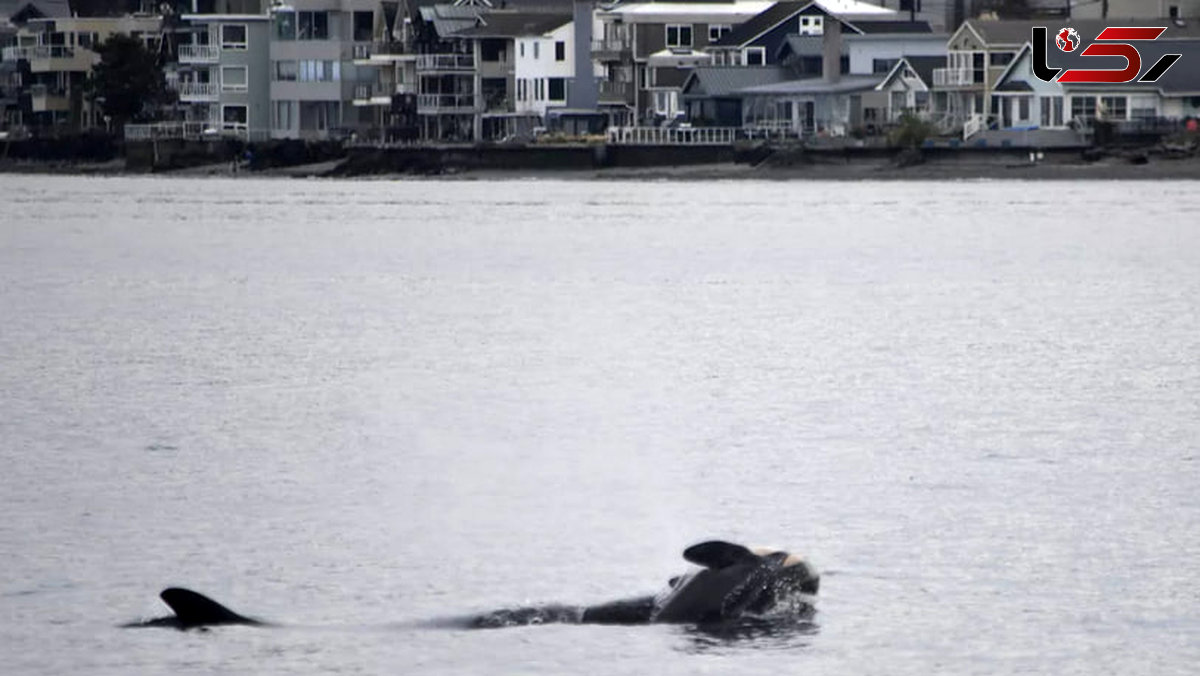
[129,540,818,630]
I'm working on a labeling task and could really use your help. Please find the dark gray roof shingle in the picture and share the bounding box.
[682,65,789,97]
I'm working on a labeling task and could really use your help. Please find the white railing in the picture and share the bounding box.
[591,38,630,54]
[606,126,740,145]
[963,112,986,140]
[933,67,973,87]
[177,82,219,101]
[179,45,220,63]
[417,93,476,111]
[415,53,474,71]
[2,46,30,61]
[123,121,209,141]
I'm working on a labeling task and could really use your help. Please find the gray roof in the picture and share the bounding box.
[738,73,882,95]
[712,1,806,49]
[452,11,570,37]
[0,0,70,20]
[682,65,789,98]
[853,20,931,34]
[419,4,482,37]
[901,55,942,84]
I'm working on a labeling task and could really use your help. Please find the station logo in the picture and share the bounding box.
[1032,26,1183,84]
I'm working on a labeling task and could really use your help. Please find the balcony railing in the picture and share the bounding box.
[177,81,219,101]
[598,80,634,102]
[606,126,740,146]
[933,67,974,87]
[2,46,30,61]
[179,45,220,63]
[591,38,631,58]
[417,93,477,112]
[415,53,474,71]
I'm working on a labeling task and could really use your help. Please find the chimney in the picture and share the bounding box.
[568,0,598,110]
[822,18,842,83]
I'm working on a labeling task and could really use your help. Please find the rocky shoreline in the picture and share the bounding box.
[5,143,1200,181]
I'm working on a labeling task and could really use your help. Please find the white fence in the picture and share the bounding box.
[123,121,270,142]
[606,126,743,145]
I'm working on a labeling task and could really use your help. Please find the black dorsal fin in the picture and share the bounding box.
[160,588,260,628]
[682,540,760,569]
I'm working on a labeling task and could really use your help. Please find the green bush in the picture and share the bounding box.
[889,112,935,149]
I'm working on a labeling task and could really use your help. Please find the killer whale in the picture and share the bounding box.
[123,587,265,630]
[127,540,818,630]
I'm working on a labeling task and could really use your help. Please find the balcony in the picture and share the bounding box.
[933,67,975,88]
[415,53,474,72]
[417,93,477,113]
[353,82,418,106]
[28,83,69,112]
[177,81,219,102]
[2,46,30,61]
[179,45,220,64]
[598,80,634,103]
[591,38,631,61]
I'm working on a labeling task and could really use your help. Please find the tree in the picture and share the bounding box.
[87,33,175,130]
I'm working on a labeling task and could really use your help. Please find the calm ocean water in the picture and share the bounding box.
[1,175,1198,675]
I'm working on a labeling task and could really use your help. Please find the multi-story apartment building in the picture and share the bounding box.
[177,8,270,137]
[0,11,162,133]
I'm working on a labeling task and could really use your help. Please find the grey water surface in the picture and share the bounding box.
[1,175,1198,675]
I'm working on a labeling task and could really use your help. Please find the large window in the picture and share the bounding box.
[298,11,329,40]
[873,58,898,74]
[222,104,248,126]
[1041,96,1064,127]
[744,47,765,66]
[273,60,298,81]
[221,65,247,91]
[274,11,295,40]
[353,11,373,42]
[299,60,340,82]
[1099,95,1127,120]
[547,77,565,101]
[273,100,294,129]
[220,24,247,50]
[1071,95,1096,122]
[799,15,823,36]
[709,24,731,42]
[1130,95,1158,121]
[555,41,565,61]
[666,24,692,48]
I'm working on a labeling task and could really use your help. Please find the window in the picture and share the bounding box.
[990,51,1014,67]
[1071,95,1096,122]
[273,60,298,81]
[353,11,373,42]
[1017,96,1030,121]
[273,100,294,129]
[873,58,898,74]
[519,41,525,58]
[220,24,247,50]
[799,15,823,36]
[1099,95,1127,120]
[1169,5,1180,19]
[298,11,329,40]
[221,65,247,91]
[709,24,731,42]
[1130,95,1157,121]
[533,41,539,59]
[548,77,565,100]
[1041,96,1064,127]
[900,0,921,10]
[299,60,340,82]
[744,47,765,66]
[666,24,692,48]
[274,11,295,40]
[222,104,248,127]
[555,40,565,61]
[518,79,525,102]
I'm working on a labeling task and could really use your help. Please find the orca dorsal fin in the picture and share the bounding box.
[682,540,760,569]
[160,588,260,628]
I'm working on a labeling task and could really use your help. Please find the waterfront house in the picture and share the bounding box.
[982,30,1200,147]
[706,0,898,68]
[873,54,940,122]
[593,0,774,124]
[1,6,162,134]
[178,5,270,139]
[679,64,787,125]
